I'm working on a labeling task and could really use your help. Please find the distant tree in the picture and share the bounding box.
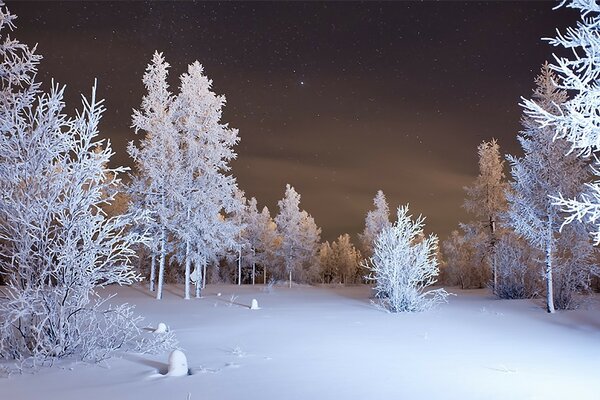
[274,184,321,287]
[128,52,179,300]
[440,225,488,289]
[318,241,335,283]
[0,5,174,362]
[522,1,600,244]
[463,139,509,293]
[241,198,279,284]
[494,231,540,300]
[367,205,448,312]
[359,190,391,258]
[507,64,595,312]
[331,234,361,284]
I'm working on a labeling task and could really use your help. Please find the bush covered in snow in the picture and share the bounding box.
[367,205,448,312]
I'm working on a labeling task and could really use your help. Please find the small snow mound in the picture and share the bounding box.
[250,299,260,310]
[217,292,222,297]
[167,349,189,377]
[154,322,168,334]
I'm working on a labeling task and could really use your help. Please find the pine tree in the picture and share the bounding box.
[128,52,179,300]
[171,61,242,298]
[359,190,391,259]
[507,64,594,312]
[274,184,321,287]
[463,139,508,294]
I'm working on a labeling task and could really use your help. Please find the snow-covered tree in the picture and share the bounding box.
[367,205,448,312]
[240,197,279,284]
[494,231,540,300]
[463,139,509,293]
[318,241,335,283]
[0,5,174,363]
[128,52,179,300]
[441,226,489,289]
[522,0,600,244]
[170,61,242,298]
[274,184,321,287]
[326,234,361,284]
[359,190,391,259]
[507,64,594,312]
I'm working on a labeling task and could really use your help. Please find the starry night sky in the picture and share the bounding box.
[10,1,579,242]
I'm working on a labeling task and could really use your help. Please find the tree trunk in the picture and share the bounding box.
[263,266,267,284]
[252,261,255,285]
[184,240,191,300]
[156,226,167,300]
[546,218,555,314]
[202,261,207,289]
[490,215,497,295]
[196,257,204,298]
[289,270,292,288]
[238,246,242,285]
[149,252,156,292]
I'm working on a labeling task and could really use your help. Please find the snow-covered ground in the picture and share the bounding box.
[3,283,600,400]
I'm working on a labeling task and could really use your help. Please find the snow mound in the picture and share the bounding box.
[250,299,260,310]
[154,322,168,334]
[167,349,188,377]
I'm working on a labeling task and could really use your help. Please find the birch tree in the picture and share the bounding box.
[507,64,594,312]
[522,1,600,244]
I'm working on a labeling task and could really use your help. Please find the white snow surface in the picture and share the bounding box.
[3,283,600,399]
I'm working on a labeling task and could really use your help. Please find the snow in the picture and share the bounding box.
[154,323,169,334]
[167,350,188,377]
[2,283,599,399]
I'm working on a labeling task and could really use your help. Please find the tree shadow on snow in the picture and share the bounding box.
[124,354,169,375]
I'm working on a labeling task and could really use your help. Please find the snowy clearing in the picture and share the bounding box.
[3,283,600,400]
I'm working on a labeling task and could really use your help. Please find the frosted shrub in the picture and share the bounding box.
[367,205,448,312]
[494,233,540,300]
[0,3,176,365]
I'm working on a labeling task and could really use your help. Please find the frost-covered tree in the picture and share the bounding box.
[274,184,321,287]
[241,198,279,284]
[318,241,335,283]
[507,64,594,312]
[494,232,540,300]
[0,5,174,363]
[463,139,509,293]
[522,0,600,243]
[128,52,179,300]
[170,61,242,298]
[367,205,448,312]
[328,234,361,284]
[441,226,489,289]
[359,190,391,258]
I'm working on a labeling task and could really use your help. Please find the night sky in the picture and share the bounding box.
[10,1,579,242]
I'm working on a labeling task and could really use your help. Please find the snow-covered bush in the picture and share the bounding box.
[0,4,175,364]
[367,205,448,312]
[494,232,540,300]
[441,226,489,289]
